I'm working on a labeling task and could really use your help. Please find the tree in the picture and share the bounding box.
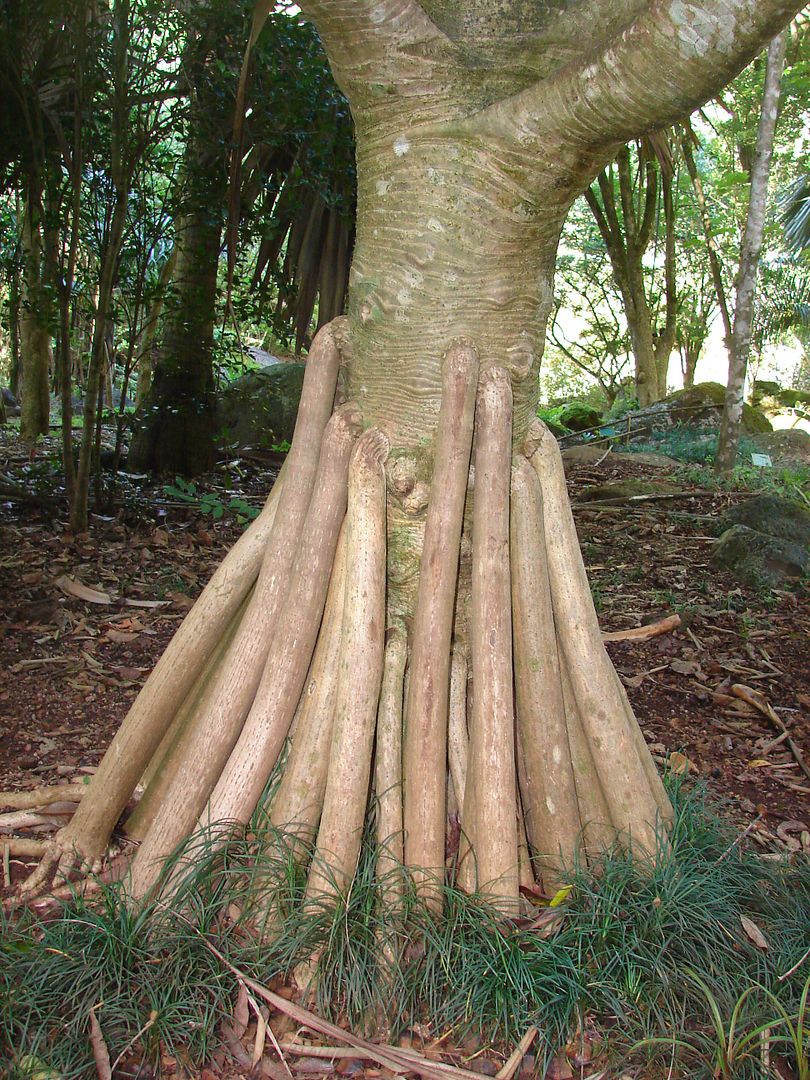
[715,30,788,473]
[27,0,801,969]
[128,0,248,476]
[584,139,677,406]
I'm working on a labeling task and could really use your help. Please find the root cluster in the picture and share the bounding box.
[13,320,671,922]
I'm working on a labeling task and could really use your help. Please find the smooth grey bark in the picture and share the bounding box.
[715,31,788,474]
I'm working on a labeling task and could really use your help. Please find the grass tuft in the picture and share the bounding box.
[2,777,808,1078]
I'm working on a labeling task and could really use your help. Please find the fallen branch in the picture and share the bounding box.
[0,784,88,810]
[575,491,693,507]
[0,808,77,830]
[602,613,681,643]
[495,1026,538,1080]
[186,925,487,1080]
[730,685,810,783]
[1,837,48,857]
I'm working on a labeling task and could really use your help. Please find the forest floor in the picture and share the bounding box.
[0,427,808,1077]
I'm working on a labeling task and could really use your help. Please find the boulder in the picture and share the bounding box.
[577,478,676,503]
[555,400,602,432]
[721,494,810,550]
[612,450,680,469]
[749,429,810,468]
[661,382,772,435]
[711,524,807,588]
[2,387,20,417]
[561,444,608,467]
[217,362,305,449]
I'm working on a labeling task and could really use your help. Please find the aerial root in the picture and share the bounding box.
[305,428,389,903]
[403,341,478,902]
[459,367,518,910]
[17,346,672,926]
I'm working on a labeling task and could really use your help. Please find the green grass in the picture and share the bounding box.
[2,779,808,1078]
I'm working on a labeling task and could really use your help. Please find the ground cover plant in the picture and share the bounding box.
[2,778,808,1078]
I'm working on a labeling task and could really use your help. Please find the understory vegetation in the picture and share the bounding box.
[2,778,808,1079]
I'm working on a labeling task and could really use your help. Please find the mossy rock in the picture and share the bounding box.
[662,382,772,434]
[217,362,305,449]
[556,401,602,432]
[577,478,676,502]
[750,429,810,468]
[721,494,810,550]
[751,379,782,406]
[711,524,808,587]
[776,387,810,409]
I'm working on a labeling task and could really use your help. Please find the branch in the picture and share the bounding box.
[478,0,800,169]
[295,0,452,103]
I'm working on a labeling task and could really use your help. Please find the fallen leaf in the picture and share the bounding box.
[232,983,249,1040]
[740,915,768,950]
[544,1053,573,1080]
[123,598,170,609]
[670,659,703,678]
[667,751,692,775]
[549,885,574,908]
[55,575,112,605]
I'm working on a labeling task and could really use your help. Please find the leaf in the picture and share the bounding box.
[55,575,112,605]
[232,983,249,1040]
[740,915,769,950]
[123,598,170,609]
[16,1056,62,1080]
[549,885,574,908]
[88,1008,112,1080]
[667,751,692,775]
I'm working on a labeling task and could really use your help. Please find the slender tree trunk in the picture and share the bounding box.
[19,181,51,440]
[134,245,178,408]
[681,126,734,349]
[127,200,222,475]
[715,32,787,474]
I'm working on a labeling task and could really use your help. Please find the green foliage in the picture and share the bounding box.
[163,476,260,524]
[2,780,808,1077]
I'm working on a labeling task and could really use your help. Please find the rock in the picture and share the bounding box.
[561,444,608,466]
[2,387,20,417]
[750,428,810,468]
[577,478,675,503]
[555,400,602,432]
[711,524,808,587]
[246,346,291,368]
[721,494,810,550]
[612,450,679,468]
[662,382,772,435]
[217,362,305,449]
[751,379,782,406]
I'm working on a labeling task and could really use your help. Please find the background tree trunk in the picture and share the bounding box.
[19,181,52,440]
[715,31,788,474]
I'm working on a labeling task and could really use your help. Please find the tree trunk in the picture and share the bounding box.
[127,202,221,475]
[715,31,788,474]
[127,4,235,477]
[26,0,801,1001]
[133,245,178,408]
[19,181,51,440]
